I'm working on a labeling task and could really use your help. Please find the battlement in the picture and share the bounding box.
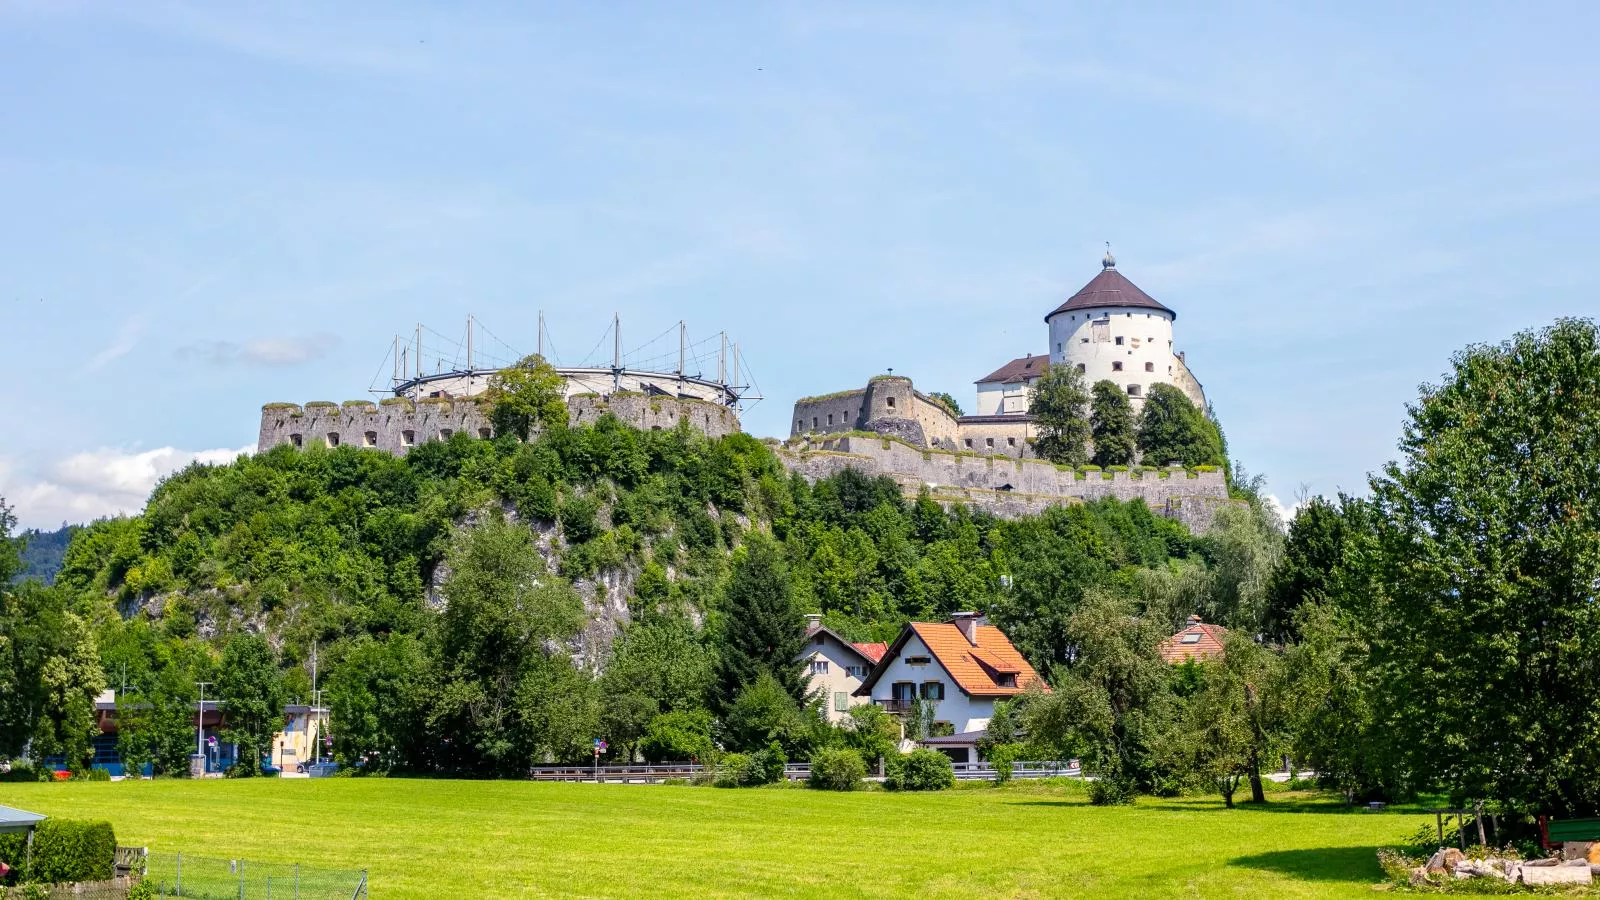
[773,434,1234,529]
[257,392,739,456]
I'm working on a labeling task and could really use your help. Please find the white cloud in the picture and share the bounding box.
[1262,494,1302,528]
[176,334,340,367]
[0,445,252,529]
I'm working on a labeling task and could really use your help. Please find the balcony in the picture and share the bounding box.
[878,699,914,715]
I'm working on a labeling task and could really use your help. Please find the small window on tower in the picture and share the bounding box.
[886,397,896,409]
[827,413,833,426]
[479,427,492,439]
[325,433,340,448]
[289,433,303,449]
[1145,362,1155,372]
[1115,336,1125,346]
[985,438,994,448]
[1127,384,1142,397]
[401,430,415,447]
[1056,342,1062,353]
[1112,361,1123,372]
[964,439,973,448]
[1007,437,1015,447]
[363,431,378,447]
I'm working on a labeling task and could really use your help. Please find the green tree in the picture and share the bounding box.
[430,515,587,772]
[841,703,900,769]
[1028,364,1091,465]
[1022,590,1174,802]
[1173,636,1287,807]
[714,536,807,706]
[1194,502,1284,632]
[638,709,715,763]
[1263,496,1356,644]
[1089,380,1136,467]
[486,354,568,440]
[928,392,963,417]
[1368,318,1600,816]
[325,633,433,771]
[1137,384,1223,467]
[721,672,811,755]
[30,613,106,772]
[216,633,286,776]
[0,498,20,586]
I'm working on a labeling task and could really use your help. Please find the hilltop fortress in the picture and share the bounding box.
[775,253,1231,527]
[256,257,1231,526]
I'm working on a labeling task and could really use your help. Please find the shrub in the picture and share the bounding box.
[1089,773,1138,806]
[713,754,750,788]
[808,747,866,791]
[746,742,787,786]
[0,819,116,884]
[0,762,38,783]
[884,749,955,791]
[127,882,157,900]
[74,768,111,782]
[985,743,1026,785]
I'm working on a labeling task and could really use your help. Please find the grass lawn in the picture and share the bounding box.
[0,779,1428,898]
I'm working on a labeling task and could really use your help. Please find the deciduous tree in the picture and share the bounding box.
[1089,380,1136,467]
[1028,364,1091,465]
[1137,384,1223,468]
[486,354,568,440]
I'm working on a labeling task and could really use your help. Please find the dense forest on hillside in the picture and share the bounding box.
[0,409,1281,777]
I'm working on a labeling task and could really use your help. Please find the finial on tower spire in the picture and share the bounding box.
[1102,242,1116,270]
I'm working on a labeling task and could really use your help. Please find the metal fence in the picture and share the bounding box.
[139,853,366,900]
[527,760,1084,783]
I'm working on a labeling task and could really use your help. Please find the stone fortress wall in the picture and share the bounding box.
[775,433,1234,530]
[257,392,740,456]
[791,375,1030,458]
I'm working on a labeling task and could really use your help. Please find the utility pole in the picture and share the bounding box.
[195,681,213,773]
[311,641,320,766]
[612,313,622,392]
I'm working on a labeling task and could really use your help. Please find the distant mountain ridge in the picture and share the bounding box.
[17,523,77,584]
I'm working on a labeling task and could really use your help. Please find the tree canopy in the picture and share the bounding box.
[1136,384,1224,468]
[1028,363,1091,465]
[1090,380,1136,467]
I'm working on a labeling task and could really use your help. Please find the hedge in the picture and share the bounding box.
[807,747,866,791]
[0,819,116,884]
[884,749,955,791]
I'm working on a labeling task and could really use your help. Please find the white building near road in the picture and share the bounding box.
[801,616,888,724]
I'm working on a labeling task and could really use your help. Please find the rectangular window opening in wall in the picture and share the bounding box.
[985,437,994,448]
[1145,362,1155,372]
[797,419,803,430]
[905,655,931,666]
[1075,363,1086,373]
[1115,336,1125,346]
[811,660,829,674]
[1007,437,1015,447]
[325,433,340,448]
[920,681,945,701]
[812,417,818,429]
[1056,342,1062,352]
[964,439,973,448]
[1112,361,1123,372]
[363,431,377,448]
[289,433,303,449]
[886,396,895,409]
[478,427,492,439]
[1168,365,1173,375]
[1081,337,1089,344]
[827,413,833,426]
[401,430,415,447]
[1127,384,1142,397]
[439,428,453,441]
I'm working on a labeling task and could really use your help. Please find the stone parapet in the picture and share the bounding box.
[258,393,740,456]
[773,434,1234,529]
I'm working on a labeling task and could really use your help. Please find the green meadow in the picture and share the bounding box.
[0,779,1430,898]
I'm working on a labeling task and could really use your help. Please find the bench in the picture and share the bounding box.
[1542,817,1600,848]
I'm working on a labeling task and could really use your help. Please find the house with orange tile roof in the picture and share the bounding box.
[852,613,1046,763]
[802,615,888,724]
[1158,615,1229,664]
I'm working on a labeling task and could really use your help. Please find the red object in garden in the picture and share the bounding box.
[51,770,70,781]
[0,860,11,878]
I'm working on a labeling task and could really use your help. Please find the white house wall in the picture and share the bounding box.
[865,633,996,733]
[803,632,873,723]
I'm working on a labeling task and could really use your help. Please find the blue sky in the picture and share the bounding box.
[4,2,1599,528]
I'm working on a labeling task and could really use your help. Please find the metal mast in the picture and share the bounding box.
[537,310,546,360]
[718,332,727,384]
[612,313,622,391]
[677,321,686,377]
[466,315,474,372]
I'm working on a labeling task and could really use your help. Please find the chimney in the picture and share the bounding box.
[952,612,980,646]
[804,613,822,632]
[1186,614,1202,626]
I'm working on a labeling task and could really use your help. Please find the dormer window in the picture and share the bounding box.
[997,674,1017,688]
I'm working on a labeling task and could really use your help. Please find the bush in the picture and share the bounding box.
[0,819,116,884]
[713,753,750,788]
[985,743,1026,785]
[749,742,787,786]
[127,882,157,900]
[74,768,111,782]
[0,762,38,783]
[884,749,955,792]
[808,747,866,791]
[1089,773,1138,806]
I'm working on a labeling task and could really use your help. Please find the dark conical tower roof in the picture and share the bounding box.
[1044,257,1175,322]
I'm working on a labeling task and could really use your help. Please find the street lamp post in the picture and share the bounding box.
[194,681,213,777]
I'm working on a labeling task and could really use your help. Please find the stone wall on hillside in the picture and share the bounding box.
[257,393,740,456]
[772,434,1236,529]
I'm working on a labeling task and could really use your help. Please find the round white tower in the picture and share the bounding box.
[1046,250,1199,408]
